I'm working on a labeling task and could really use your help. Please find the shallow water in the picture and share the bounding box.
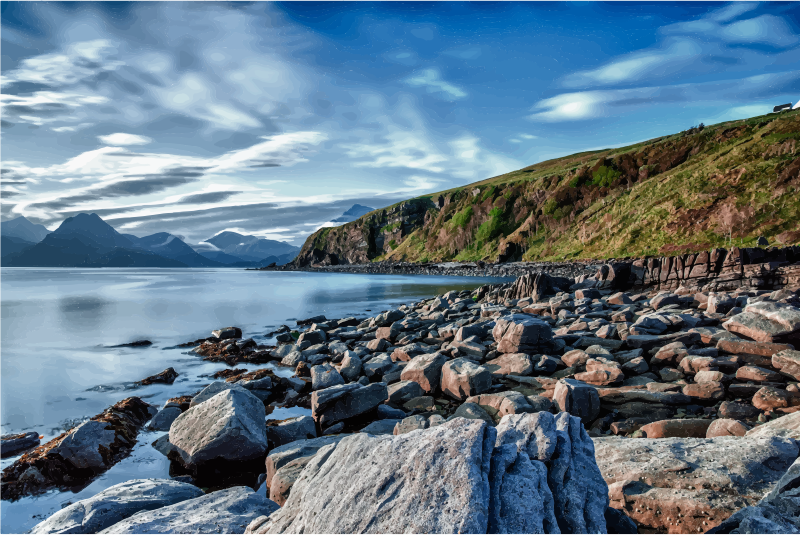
[1,267,508,532]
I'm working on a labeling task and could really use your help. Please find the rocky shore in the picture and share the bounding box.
[4,260,800,534]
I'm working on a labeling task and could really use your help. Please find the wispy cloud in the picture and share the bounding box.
[404,68,467,101]
[98,133,152,146]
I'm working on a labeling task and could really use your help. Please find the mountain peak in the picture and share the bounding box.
[53,212,133,249]
[1,215,51,243]
[332,204,375,223]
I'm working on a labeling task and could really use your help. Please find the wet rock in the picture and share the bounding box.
[297,330,326,346]
[554,378,601,424]
[596,434,799,534]
[100,486,278,534]
[1,431,40,458]
[136,367,179,386]
[211,327,242,340]
[32,478,204,534]
[147,407,182,432]
[707,419,751,438]
[311,382,387,428]
[266,416,317,449]
[639,418,712,438]
[400,352,448,393]
[1,397,156,500]
[440,358,492,400]
[168,389,267,481]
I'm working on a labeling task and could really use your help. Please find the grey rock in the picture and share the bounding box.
[189,381,249,408]
[265,435,348,488]
[310,363,345,391]
[441,358,492,400]
[169,389,267,467]
[147,407,182,432]
[338,355,362,382]
[553,378,601,425]
[297,329,326,345]
[53,421,116,470]
[393,414,430,435]
[451,402,494,424]
[100,486,278,534]
[32,478,203,534]
[386,380,424,405]
[376,404,406,419]
[1,431,40,457]
[400,352,449,394]
[360,419,400,435]
[311,382,388,428]
[266,415,317,449]
[212,327,242,340]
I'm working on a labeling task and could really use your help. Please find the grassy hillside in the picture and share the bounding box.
[295,109,800,266]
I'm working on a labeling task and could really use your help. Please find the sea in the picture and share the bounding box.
[0,267,509,533]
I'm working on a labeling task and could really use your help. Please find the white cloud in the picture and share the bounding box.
[709,2,759,23]
[3,39,122,87]
[519,134,538,140]
[528,92,611,122]
[98,133,153,146]
[404,68,467,101]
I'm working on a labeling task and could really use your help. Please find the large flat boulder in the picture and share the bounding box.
[399,352,448,394]
[100,486,278,534]
[492,314,555,354]
[168,389,267,479]
[265,435,348,488]
[595,435,799,533]
[32,478,204,534]
[746,411,800,440]
[266,416,317,450]
[440,358,492,400]
[723,302,800,344]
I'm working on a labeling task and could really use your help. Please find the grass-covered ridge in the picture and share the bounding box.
[295,110,800,266]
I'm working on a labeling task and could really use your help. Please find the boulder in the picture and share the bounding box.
[718,339,794,357]
[136,367,179,386]
[359,419,399,435]
[554,378,601,424]
[212,327,242,340]
[189,381,250,408]
[492,314,555,354]
[266,416,317,449]
[466,391,539,421]
[736,365,783,382]
[440,358,492,400]
[752,386,800,411]
[706,419,751,438]
[247,414,609,535]
[310,363,345,391]
[596,435,799,533]
[719,401,761,420]
[311,382,387,428]
[390,342,428,362]
[386,380,424,405]
[168,389,267,478]
[268,455,314,507]
[297,329,326,345]
[746,412,800,439]
[265,435,348,488]
[338,354,362,382]
[682,381,726,404]
[100,486,278,534]
[774,349,800,381]
[147,407,182,432]
[575,358,624,386]
[562,349,591,367]
[451,402,494,424]
[32,479,204,534]
[483,353,533,375]
[400,352,448,393]
[723,302,800,344]
[639,418,712,438]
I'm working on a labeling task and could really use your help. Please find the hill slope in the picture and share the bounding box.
[295,109,800,267]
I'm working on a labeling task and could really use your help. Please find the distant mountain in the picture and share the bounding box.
[331,204,374,223]
[125,232,223,267]
[204,231,300,262]
[1,235,36,257]
[3,213,187,268]
[199,250,248,265]
[1,216,51,243]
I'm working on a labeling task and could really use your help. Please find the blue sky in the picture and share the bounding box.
[2,1,798,247]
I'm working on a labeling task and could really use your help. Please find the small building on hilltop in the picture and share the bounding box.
[773,103,792,112]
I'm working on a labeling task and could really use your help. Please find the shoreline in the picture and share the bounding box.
[4,267,800,533]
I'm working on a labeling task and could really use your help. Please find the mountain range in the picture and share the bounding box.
[294,108,800,266]
[1,214,300,268]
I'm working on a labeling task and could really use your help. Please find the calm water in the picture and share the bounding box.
[1,268,507,533]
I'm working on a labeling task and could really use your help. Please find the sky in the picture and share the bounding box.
[2,1,799,248]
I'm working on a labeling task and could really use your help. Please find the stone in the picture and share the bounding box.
[1,431,40,458]
[311,382,387,428]
[403,396,436,412]
[746,412,800,439]
[596,435,799,533]
[752,386,800,411]
[682,381,726,403]
[386,380,424,405]
[366,338,390,352]
[639,418,712,438]
[737,365,784,383]
[605,507,638,534]
[608,292,633,305]
[441,358,492,400]
[706,419,751,437]
[100,486,278,534]
[337,354,362,382]
[483,352,533,376]
[451,402,494,424]
[719,401,761,420]
[359,419,399,435]
[650,293,680,310]
[400,352,448,394]
[622,356,649,375]
[466,391,539,421]
[393,414,430,435]
[212,326,242,340]
[562,349,591,368]
[265,435,347,488]
[297,329,326,345]
[575,358,624,386]
[492,314,555,354]
[147,407,182,432]
[554,378,601,424]
[534,355,562,375]
[390,342,428,362]
[718,339,794,357]
[137,367,179,386]
[694,370,726,383]
[269,456,314,507]
[310,363,345,391]
[250,414,609,535]
[168,389,267,477]
[53,421,117,470]
[724,302,800,344]
[774,349,800,381]
[32,479,204,534]
[266,416,317,449]
[189,381,249,408]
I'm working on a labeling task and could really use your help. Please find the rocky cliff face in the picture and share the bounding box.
[294,110,800,268]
